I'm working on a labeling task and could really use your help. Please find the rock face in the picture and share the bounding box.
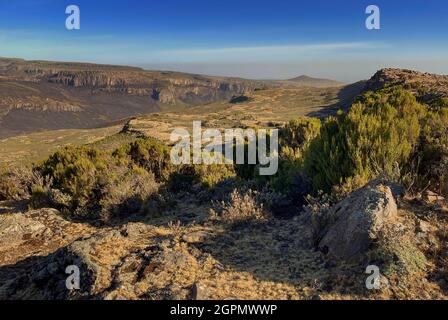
[318,181,399,262]
[0,209,322,300]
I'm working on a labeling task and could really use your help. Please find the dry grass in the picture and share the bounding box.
[212,189,270,224]
[124,86,342,142]
[0,125,123,166]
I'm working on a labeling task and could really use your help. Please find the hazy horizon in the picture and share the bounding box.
[1,0,448,82]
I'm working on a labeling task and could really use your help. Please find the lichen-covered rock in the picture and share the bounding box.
[0,208,94,266]
[318,181,399,261]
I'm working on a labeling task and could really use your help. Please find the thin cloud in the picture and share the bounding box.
[163,42,382,55]
[149,42,386,63]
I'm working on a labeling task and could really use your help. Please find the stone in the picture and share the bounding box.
[0,213,46,250]
[181,231,210,244]
[191,282,212,300]
[423,190,445,203]
[318,181,399,262]
[417,219,433,234]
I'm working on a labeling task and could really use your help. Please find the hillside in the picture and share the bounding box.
[1,68,447,301]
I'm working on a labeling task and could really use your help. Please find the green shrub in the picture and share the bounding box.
[268,118,320,200]
[233,128,279,181]
[29,174,55,208]
[99,166,161,222]
[168,160,236,192]
[0,166,34,201]
[116,138,173,182]
[432,97,448,111]
[304,89,426,193]
[418,108,448,196]
[37,145,108,214]
[34,140,170,222]
[279,117,321,156]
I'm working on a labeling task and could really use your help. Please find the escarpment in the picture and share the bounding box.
[0,58,265,137]
[1,58,265,106]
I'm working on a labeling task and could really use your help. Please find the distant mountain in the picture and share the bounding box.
[286,75,344,87]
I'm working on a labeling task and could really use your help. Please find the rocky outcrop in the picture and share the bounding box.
[0,194,445,299]
[0,96,83,112]
[364,68,448,102]
[317,181,400,262]
[0,209,94,266]
[0,222,211,300]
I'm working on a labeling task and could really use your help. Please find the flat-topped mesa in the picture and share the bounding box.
[365,68,448,101]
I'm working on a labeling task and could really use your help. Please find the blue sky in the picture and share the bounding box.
[0,0,447,82]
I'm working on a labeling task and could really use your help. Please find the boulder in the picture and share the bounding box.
[182,231,210,244]
[0,214,46,248]
[0,221,205,300]
[423,190,445,203]
[191,282,212,300]
[0,208,94,266]
[318,181,399,262]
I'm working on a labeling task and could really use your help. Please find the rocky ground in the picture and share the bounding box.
[0,180,447,300]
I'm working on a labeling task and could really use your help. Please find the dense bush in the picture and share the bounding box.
[278,117,321,157]
[269,118,320,201]
[0,166,34,201]
[418,108,448,196]
[8,86,447,225]
[34,140,167,222]
[98,166,161,222]
[431,97,448,111]
[168,158,236,192]
[37,146,108,215]
[304,89,426,193]
[115,138,173,182]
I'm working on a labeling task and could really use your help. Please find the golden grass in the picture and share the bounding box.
[0,125,123,166]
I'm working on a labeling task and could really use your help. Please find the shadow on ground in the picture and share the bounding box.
[306,81,366,118]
